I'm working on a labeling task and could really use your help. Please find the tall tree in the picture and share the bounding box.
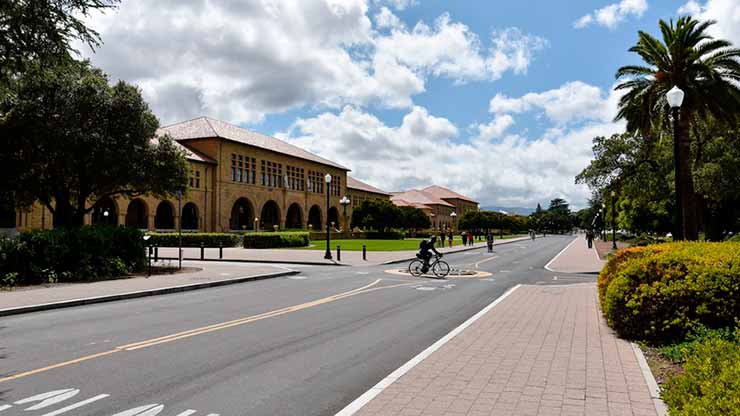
[0,61,188,227]
[0,0,118,86]
[615,17,740,240]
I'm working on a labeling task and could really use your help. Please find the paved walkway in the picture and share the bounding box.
[349,284,661,416]
[158,236,533,266]
[545,235,606,274]
[0,262,288,311]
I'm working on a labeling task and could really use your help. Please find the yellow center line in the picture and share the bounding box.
[0,278,417,384]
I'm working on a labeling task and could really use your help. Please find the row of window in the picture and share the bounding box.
[189,169,201,189]
[231,154,341,194]
[231,154,257,184]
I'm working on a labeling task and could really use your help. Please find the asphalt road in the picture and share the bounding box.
[0,235,594,416]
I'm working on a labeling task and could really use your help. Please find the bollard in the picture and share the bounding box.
[154,244,159,262]
[362,245,367,261]
[200,242,205,260]
[147,245,152,277]
[219,243,223,259]
[337,245,341,262]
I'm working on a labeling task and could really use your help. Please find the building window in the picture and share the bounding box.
[286,166,305,191]
[261,160,282,188]
[308,170,324,194]
[232,154,255,184]
[189,169,201,189]
[329,175,341,196]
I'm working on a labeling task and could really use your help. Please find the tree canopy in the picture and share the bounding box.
[350,198,430,232]
[0,61,189,227]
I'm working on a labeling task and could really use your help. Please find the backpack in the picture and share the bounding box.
[419,240,429,250]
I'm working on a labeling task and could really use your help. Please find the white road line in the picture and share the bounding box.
[0,405,11,412]
[474,255,498,269]
[112,404,164,416]
[40,394,109,416]
[335,284,522,416]
[543,236,579,272]
[175,411,197,416]
[17,389,80,410]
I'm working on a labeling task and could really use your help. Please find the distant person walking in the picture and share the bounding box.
[448,233,453,248]
[586,230,594,249]
[468,232,474,246]
[486,233,494,253]
[439,231,446,248]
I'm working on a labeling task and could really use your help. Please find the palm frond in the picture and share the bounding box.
[615,65,656,79]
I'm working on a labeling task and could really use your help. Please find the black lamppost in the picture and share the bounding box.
[340,195,350,232]
[450,212,457,233]
[177,189,183,270]
[667,86,685,240]
[611,190,617,250]
[324,174,332,260]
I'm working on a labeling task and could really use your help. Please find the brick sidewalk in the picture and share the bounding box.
[545,235,606,274]
[349,284,661,416]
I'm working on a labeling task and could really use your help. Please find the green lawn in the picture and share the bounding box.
[299,234,525,251]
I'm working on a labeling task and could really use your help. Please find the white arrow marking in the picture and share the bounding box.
[39,394,109,416]
[0,405,11,412]
[287,275,306,280]
[553,276,558,280]
[416,287,436,291]
[111,404,164,416]
[15,389,80,410]
[174,411,197,416]
[356,272,369,275]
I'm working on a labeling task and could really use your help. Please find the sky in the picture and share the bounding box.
[77,0,740,210]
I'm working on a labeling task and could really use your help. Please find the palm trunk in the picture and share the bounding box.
[678,110,698,240]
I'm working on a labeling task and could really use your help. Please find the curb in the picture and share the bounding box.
[631,343,669,416]
[379,236,533,265]
[158,256,347,267]
[0,270,300,317]
[335,284,523,416]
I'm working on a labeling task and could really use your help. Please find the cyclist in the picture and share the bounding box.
[418,235,442,273]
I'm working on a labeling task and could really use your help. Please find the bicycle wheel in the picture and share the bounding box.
[432,260,450,278]
[408,259,425,277]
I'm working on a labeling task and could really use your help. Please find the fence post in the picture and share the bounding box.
[154,244,159,262]
[219,243,223,259]
[200,242,205,260]
[362,245,367,261]
[337,245,341,262]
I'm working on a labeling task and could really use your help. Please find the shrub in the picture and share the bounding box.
[0,226,145,286]
[662,328,740,415]
[726,233,740,242]
[146,232,241,248]
[363,230,404,240]
[658,326,740,364]
[242,232,310,248]
[599,242,740,342]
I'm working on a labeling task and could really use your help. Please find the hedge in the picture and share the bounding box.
[0,226,145,286]
[242,232,310,248]
[599,242,740,342]
[146,232,241,248]
[662,328,740,415]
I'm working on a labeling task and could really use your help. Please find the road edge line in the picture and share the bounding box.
[543,236,580,272]
[0,270,300,317]
[335,283,523,416]
[631,342,668,416]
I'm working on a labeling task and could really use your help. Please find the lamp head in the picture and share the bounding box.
[325,174,332,184]
[666,86,684,109]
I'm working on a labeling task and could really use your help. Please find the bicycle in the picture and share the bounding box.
[408,254,450,279]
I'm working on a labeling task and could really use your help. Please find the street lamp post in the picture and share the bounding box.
[450,212,457,233]
[340,196,350,232]
[611,190,617,250]
[176,189,183,270]
[667,86,685,240]
[324,174,333,260]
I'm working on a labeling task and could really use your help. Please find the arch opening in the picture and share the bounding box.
[230,198,254,231]
[308,205,322,230]
[260,200,280,230]
[181,202,199,230]
[92,197,118,226]
[154,201,175,230]
[285,203,303,229]
[125,199,148,229]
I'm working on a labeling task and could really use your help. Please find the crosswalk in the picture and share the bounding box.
[0,388,220,416]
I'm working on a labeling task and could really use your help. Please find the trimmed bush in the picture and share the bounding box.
[0,226,145,286]
[662,328,740,415]
[364,230,404,240]
[242,232,309,248]
[599,242,740,342]
[146,232,240,248]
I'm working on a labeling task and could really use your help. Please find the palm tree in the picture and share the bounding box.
[615,17,740,240]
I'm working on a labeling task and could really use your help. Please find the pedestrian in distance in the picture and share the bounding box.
[468,232,474,246]
[440,231,446,247]
[586,230,594,249]
[486,232,494,253]
[448,233,453,248]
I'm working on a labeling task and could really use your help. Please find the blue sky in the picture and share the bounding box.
[80,0,740,209]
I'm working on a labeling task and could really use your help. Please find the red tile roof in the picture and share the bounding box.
[421,185,478,204]
[157,116,349,171]
[391,189,455,208]
[347,176,390,195]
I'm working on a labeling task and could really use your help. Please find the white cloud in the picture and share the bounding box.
[278,100,625,208]
[676,0,740,47]
[488,81,622,125]
[375,0,417,10]
[78,1,546,125]
[574,0,648,29]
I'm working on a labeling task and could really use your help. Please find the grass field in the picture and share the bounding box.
[299,234,525,251]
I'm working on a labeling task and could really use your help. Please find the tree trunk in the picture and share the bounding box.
[52,191,85,228]
[678,111,698,240]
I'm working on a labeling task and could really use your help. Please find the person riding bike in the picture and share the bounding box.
[418,236,442,273]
